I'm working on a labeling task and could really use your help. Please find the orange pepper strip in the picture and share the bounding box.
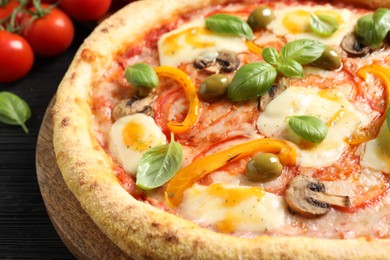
[154,66,200,134]
[245,40,263,54]
[348,64,390,145]
[164,138,296,207]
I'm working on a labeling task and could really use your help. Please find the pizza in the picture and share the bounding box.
[52,0,390,258]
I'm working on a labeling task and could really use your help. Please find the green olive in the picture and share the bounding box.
[245,153,283,182]
[311,46,342,71]
[197,74,229,102]
[247,6,275,31]
[137,86,153,98]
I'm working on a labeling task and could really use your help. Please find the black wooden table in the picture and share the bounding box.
[0,23,91,259]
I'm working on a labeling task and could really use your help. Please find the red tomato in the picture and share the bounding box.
[0,0,20,21]
[60,0,112,21]
[21,4,74,57]
[0,30,34,83]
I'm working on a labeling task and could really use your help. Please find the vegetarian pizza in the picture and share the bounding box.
[52,0,390,258]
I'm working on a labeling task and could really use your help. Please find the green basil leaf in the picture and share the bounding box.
[288,115,328,143]
[373,8,390,46]
[136,135,183,190]
[205,14,253,40]
[280,39,327,65]
[227,62,277,102]
[277,59,304,78]
[262,47,280,65]
[387,105,390,132]
[355,9,390,48]
[125,63,158,88]
[310,13,339,36]
[0,92,31,133]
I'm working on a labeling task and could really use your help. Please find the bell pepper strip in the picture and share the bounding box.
[154,66,200,134]
[245,40,263,54]
[164,138,296,207]
[348,64,390,145]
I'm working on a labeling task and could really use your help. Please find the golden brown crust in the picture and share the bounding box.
[53,0,390,258]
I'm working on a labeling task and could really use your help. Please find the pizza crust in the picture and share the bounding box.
[53,0,390,258]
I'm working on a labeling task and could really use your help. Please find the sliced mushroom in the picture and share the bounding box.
[111,95,155,121]
[258,78,290,111]
[285,175,351,218]
[194,50,240,73]
[341,33,371,57]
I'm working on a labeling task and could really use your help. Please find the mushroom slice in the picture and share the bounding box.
[194,51,218,70]
[258,78,290,111]
[193,50,240,73]
[341,33,371,57]
[111,95,155,121]
[285,175,351,218]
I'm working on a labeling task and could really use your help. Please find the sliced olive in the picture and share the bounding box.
[245,153,282,182]
[311,46,341,70]
[247,6,275,31]
[197,74,229,102]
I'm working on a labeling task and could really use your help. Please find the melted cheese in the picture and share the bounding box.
[257,86,369,167]
[158,20,248,67]
[109,114,166,174]
[267,4,358,46]
[361,120,390,173]
[179,183,286,233]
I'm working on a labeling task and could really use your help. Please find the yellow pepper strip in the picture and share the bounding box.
[348,64,390,145]
[164,138,296,207]
[154,66,200,134]
[245,40,263,54]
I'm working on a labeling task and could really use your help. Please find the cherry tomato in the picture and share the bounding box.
[21,4,74,57]
[0,30,34,83]
[60,0,112,21]
[0,0,19,20]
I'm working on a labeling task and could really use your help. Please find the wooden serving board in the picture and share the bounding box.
[36,99,129,259]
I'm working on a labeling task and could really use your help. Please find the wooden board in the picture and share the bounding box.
[36,98,129,259]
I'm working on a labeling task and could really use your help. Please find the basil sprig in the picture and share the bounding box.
[310,13,339,37]
[0,92,31,133]
[125,63,158,88]
[227,62,277,102]
[288,115,328,143]
[355,8,390,48]
[228,39,327,101]
[264,39,326,78]
[205,14,253,40]
[136,134,183,190]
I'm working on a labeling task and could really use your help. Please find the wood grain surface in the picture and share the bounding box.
[36,99,129,259]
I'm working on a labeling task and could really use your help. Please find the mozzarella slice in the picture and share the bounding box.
[267,4,359,46]
[360,120,390,174]
[109,114,166,174]
[158,20,248,67]
[179,183,286,233]
[257,87,369,168]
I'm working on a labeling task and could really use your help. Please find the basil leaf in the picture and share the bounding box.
[136,135,183,190]
[262,47,279,65]
[280,39,327,65]
[277,59,304,78]
[0,92,31,133]
[373,8,390,46]
[310,13,339,36]
[288,115,328,143]
[387,105,390,132]
[355,8,390,48]
[125,63,158,88]
[206,14,253,40]
[227,62,277,102]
